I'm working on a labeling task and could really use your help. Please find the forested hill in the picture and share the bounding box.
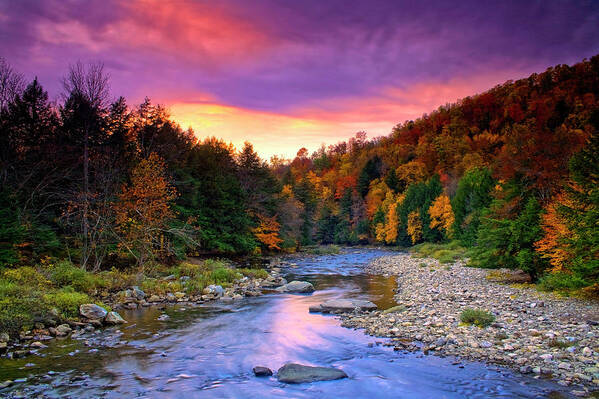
[1,55,598,292]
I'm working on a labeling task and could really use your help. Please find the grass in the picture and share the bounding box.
[460,308,495,328]
[303,245,341,255]
[411,241,467,264]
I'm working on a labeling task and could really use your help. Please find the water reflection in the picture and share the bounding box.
[0,248,571,398]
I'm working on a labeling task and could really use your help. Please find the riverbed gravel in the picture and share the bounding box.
[339,253,599,396]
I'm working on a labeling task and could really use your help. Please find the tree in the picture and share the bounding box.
[252,214,283,251]
[407,210,423,244]
[113,153,177,266]
[429,194,455,238]
[0,57,24,110]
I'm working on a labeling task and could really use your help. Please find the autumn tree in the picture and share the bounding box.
[429,194,455,238]
[252,214,283,251]
[407,210,423,244]
[114,153,177,266]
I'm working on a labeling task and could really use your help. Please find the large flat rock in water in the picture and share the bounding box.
[310,299,377,313]
[275,280,315,293]
[276,363,348,383]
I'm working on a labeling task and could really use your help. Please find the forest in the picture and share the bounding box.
[1,54,598,298]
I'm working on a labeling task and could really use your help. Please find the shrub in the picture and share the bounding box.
[210,267,241,285]
[49,261,96,293]
[538,272,588,293]
[460,308,495,328]
[0,280,48,337]
[43,288,91,319]
[3,266,51,288]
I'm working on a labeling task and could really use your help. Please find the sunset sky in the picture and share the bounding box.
[2,0,599,158]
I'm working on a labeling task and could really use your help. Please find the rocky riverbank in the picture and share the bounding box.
[0,262,287,365]
[339,253,599,397]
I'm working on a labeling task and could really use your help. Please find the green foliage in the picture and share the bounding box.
[538,272,588,293]
[237,268,269,279]
[49,260,97,293]
[43,288,91,319]
[357,156,381,197]
[451,168,495,246]
[3,266,50,287]
[398,176,443,245]
[460,308,495,327]
[470,196,548,280]
[411,241,467,263]
[0,280,45,337]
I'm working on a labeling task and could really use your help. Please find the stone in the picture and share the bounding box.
[520,366,532,374]
[55,324,72,336]
[276,363,348,383]
[157,314,170,321]
[174,292,186,299]
[29,341,45,349]
[582,347,592,357]
[148,295,161,303]
[132,286,146,299]
[203,285,225,297]
[313,299,378,313]
[79,304,108,320]
[539,353,553,362]
[480,341,493,348]
[253,366,273,377]
[105,312,126,325]
[275,281,315,293]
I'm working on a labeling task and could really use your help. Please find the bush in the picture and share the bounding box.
[538,272,588,293]
[460,308,495,327]
[43,288,90,318]
[210,267,241,285]
[0,280,48,337]
[237,268,269,279]
[3,266,51,288]
[49,260,96,293]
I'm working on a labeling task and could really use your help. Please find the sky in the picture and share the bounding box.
[2,0,599,159]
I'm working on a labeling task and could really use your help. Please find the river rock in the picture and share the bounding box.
[55,324,72,336]
[203,285,225,297]
[132,286,146,299]
[276,363,348,383]
[311,299,377,313]
[105,311,126,325]
[275,281,315,293]
[253,366,273,376]
[79,304,108,320]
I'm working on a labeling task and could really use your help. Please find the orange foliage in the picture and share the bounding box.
[534,194,575,272]
[429,194,455,236]
[335,175,357,199]
[113,153,177,265]
[252,214,283,250]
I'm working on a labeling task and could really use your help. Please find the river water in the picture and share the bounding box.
[0,249,570,398]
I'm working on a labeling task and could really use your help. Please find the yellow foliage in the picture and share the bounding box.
[397,160,427,185]
[429,194,455,236]
[407,210,423,244]
[252,214,283,250]
[534,195,575,272]
[383,202,399,244]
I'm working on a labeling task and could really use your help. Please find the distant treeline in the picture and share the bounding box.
[1,55,598,292]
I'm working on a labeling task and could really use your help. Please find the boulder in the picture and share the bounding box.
[79,304,108,320]
[311,299,377,313]
[105,311,126,325]
[55,324,72,336]
[275,281,315,293]
[132,286,146,299]
[276,363,348,383]
[253,366,273,377]
[203,285,225,297]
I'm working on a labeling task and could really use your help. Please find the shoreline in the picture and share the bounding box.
[338,253,599,396]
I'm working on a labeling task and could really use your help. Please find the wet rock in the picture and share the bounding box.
[0,380,12,389]
[148,295,161,303]
[276,363,348,383]
[311,299,377,313]
[105,312,126,325]
[132,286,146,299]
[275,281,315,293]
[157,314,170,321]
[253,366,273,376]
[79,304,108,320]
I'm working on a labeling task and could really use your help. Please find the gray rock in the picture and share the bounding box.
[105,311,126,325]
[132,286,146,299]
[253,366,273,376]
[276,363,348,383]
[313,299,377,313]
[157,314,170,321]
[203,285,225,297]
[55,324,72,336]
[480,340,493,348]
[275,281,315,293]
[79,304,108,320]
